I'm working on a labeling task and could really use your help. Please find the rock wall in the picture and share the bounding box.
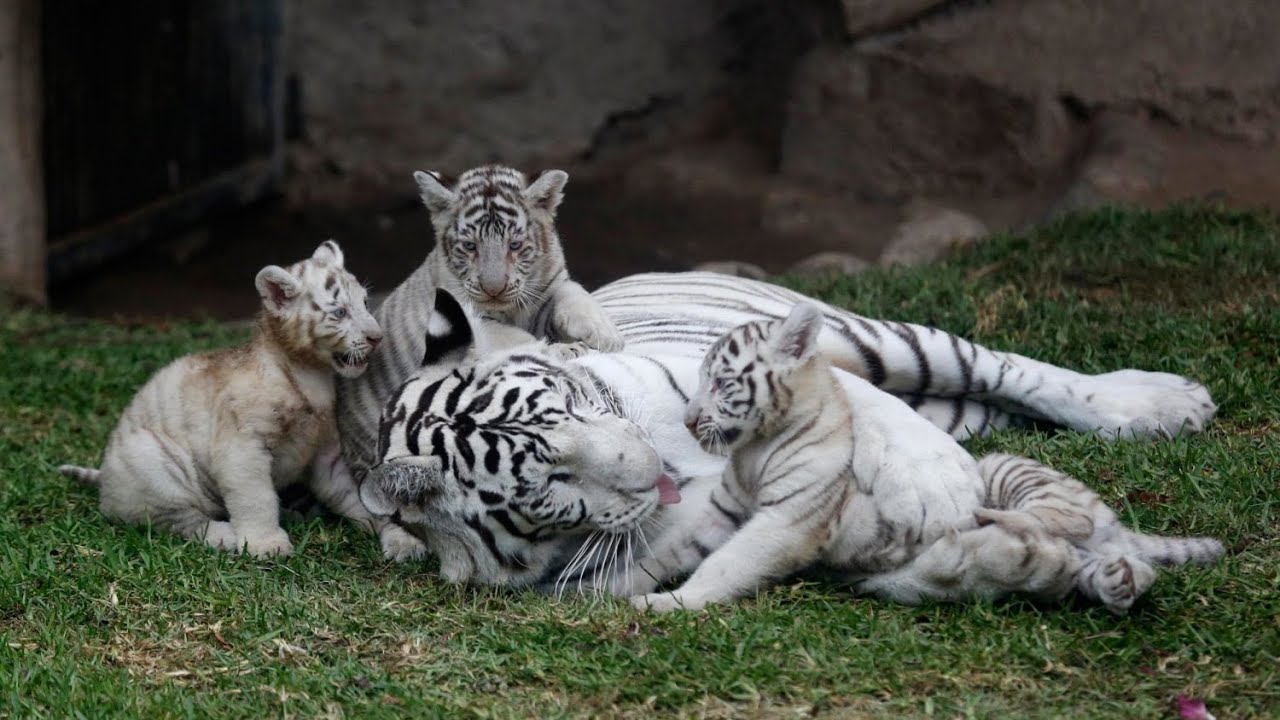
[282,0,1280,270]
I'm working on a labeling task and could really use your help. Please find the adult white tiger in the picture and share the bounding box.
[358,287,1220,609]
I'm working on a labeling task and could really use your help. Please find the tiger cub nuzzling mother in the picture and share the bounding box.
[336,166,623,556]
[622,304,1224,614]
[59,241,421,559]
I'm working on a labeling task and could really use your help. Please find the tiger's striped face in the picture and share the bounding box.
[360,290,671,582]
[685,304,825,453]
[254,240,382,378]
[414,165,568,317]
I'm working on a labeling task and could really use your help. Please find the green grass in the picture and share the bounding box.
[3,206,1277,718]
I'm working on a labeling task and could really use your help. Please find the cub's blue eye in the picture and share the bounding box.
[331,307,348,319]
[508,238,524,251]
[461,240,477,252]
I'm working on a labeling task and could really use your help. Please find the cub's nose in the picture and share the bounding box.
[366,331,383,348]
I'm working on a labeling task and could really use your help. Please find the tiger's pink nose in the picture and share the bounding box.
[366,334,382,348]
[683,418,698,436]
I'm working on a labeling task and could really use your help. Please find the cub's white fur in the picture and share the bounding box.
[59,241,420,558]
[624,304,1223,612]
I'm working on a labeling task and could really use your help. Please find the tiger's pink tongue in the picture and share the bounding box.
[655,473,681,505]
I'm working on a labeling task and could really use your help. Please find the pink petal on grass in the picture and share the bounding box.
[1176,695,1216,720]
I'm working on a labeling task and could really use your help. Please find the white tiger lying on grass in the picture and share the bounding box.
[621,304,1224,613]
[337,166,623,559]
[357,289,1222,613]
[59,241,420,558]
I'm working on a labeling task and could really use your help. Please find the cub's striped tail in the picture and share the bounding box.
[1123,531,1224,567]
[58,465,102,486]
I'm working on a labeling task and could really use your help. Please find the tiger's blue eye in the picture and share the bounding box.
[332,307,348,319]
[509,238,524,251]
[461,240,477,252]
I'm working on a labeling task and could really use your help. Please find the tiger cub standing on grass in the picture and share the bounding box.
[625,304,1225,613]
[336,165,624,556]
[59,241,422,559]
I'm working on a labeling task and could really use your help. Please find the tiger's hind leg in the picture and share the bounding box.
[855,518,1079,606]
[1074,551,1157,615]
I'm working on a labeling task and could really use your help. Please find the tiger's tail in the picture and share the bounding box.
[58,465,102,486]
[1124,531,1225,567]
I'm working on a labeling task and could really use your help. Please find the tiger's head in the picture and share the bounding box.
[358,289,679,587]
[684,303,825,454]
[413,165,568,318]
[254,240,382,378]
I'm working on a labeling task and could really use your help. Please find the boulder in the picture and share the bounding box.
[880,201,988,267]
[787,251,870,279]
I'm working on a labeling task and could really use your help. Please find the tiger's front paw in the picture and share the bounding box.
[380,524,428,562]
[631,591,707,613]
[553,304,624,353]
[1077,370,1216,440]
[241,528,295,558]
[544,341,593,362]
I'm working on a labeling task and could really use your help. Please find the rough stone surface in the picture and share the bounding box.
[879,201,988,268]
[283,0,745,205]
[840,0,945,36]
[783,0,1280,223]
[693,260,769,281]
[787,251,870,279]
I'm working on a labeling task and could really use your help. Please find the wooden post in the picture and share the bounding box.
[0,0,44,304]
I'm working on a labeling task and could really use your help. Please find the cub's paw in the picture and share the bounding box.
[1076,370,1216,440]
[631,591,706,613]
[241,528,295,558]
[1086,554,1157,616]
[553,303,625,353]
[544,341,593,362]
[380,524,428,562]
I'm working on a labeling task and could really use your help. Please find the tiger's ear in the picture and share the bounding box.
[254,265,300,313]
[311,239,345,268]
[360,456,446,515]
[422,289,475,366]
[770,303,824,366]
[413,170,456,216]
[523,170,568,215]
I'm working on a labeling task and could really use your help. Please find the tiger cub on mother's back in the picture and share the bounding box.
[59,241,422,559]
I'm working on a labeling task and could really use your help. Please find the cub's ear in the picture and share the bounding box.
[254,265,300,313]
[422,288,476,366]
[523,170,568,215]
[361,456,446,515]
[770,303,824,365]
[413,170,456,216]
[311,239,345,268]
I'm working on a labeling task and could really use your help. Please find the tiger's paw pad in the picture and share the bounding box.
[1093,556,1157,615]
[380,525,428,562]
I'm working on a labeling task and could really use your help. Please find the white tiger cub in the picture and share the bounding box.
[628,304,1224,613]
[59,241,421,558]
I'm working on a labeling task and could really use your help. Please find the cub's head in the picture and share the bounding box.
[413,165,568,316]
[359,289,677,586]
[254,240,382,378]
[685,303,825,453]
